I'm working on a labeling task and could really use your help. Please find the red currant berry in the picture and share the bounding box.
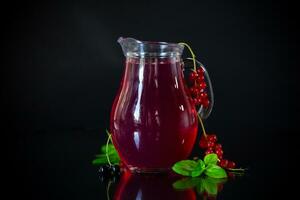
[195,97,203,105]
[215,149,223,159]
[202,99,210,108]
[199,135,208,149]
[196,67,204,76]
[190,98,196,105]
[207,147,214,152]
[215,144,222,150]
[197,75,205,82]
[199,140,207,149]
[199,82,207,90]
[207,134,217,143]
[190,87,200,96]
[207,141,215,148]
[205,149,214,155]
[189,71,198,81]
[199,92,208,99]
[219,159,228,168]
[227,161,236,169]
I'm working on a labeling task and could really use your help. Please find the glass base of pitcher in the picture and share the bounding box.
[127,165,170,174]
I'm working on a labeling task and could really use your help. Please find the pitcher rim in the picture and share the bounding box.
[118,37,184,58]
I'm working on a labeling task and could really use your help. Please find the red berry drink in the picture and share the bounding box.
[110,56,198,172]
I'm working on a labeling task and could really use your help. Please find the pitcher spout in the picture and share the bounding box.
[118,37,142,57]
[117,37,184,58]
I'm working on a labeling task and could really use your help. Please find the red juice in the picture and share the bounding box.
[110,56,198,172]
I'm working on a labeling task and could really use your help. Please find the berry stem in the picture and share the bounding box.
[179,42,208,139]
[105,130,112,166]
[178,42,197,71]
[198,114,207,138]
[226,168,247,172]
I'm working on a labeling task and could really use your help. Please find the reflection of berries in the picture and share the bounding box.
[228,172,235,180]
[217,184,224,192]
[207,196,216,200]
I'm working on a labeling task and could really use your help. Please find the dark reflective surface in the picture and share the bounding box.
[13,130,293,200]
[103,170,236,200]
[112,171,196,200]
[100,168,252,200]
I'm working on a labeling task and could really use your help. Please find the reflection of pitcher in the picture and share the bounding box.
[110,38,213,172]
[113,171,196,200]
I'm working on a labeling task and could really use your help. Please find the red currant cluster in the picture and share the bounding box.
[199,134,236,169]
[188,68,210,108]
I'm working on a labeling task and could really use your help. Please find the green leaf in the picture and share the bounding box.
[101,144,117,154]
[92,155,108,165]
[172,160,199,176]
[92,153,120,165]
[172,177,201,190]
[202,177,218,195]
[191,160,206,177]
[204,153,218,165]
[204,164,228,178]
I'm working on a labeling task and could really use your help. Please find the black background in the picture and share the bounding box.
[3,0,299,199]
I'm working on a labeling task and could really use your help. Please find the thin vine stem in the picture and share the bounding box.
[226,168,248,172]
[178,42,197,71]
[105,130,112,166]
[198,114,207,138]
[179,42,208,138]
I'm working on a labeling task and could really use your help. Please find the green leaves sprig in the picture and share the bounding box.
[172,154,227,178]
[92,131,120,165]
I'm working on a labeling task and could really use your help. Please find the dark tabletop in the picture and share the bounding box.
[10,129,293,200]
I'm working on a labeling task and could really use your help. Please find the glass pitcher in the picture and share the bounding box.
[110,37,213,173]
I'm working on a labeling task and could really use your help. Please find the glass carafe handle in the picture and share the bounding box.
[183,58,214,119]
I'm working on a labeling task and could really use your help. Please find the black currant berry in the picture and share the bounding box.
[98,164,111,176]
[111,165,120,174]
